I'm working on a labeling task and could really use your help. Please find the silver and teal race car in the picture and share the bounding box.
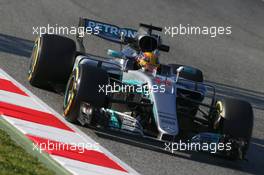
[28,18,253,160]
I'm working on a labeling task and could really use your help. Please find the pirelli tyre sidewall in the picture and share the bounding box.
[63,64,109,123]
[216,98,254,157]
[28,34,76,88]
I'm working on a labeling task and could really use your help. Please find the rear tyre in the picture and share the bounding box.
[169,64,203,82]
[216,98,254,159]
[28,34,76,89]
[63,63,109,123]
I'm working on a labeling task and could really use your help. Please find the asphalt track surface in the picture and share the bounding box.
[0,0,264,175]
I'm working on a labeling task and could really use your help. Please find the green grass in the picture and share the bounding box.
[0,129,55,175]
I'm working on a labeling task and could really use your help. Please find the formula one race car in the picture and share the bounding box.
[28,18,253,160]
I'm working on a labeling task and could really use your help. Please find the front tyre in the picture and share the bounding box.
[63,63,109,123]
[28,34,76,89]
[216,98,254,159]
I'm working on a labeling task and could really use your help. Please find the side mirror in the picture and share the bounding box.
[175,66,184,83]
[107,49,127,71]
[107,49,123,58]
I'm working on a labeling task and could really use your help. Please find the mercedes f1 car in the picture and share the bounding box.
[28,18,253,160]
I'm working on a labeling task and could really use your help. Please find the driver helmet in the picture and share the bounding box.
[138,50,160,68]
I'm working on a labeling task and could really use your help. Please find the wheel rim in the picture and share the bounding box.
[28,37,40,81]
[63,68,79,116]
[216,101,225,117]
[64,76,75,116]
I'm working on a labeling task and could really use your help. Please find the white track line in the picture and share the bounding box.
[52,155,130,175]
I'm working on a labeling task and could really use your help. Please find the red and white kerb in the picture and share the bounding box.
[0,69,139,175]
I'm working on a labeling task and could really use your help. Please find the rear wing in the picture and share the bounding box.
[76,18,169,53]
[77,18,137,42]
[76,18,137,53]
